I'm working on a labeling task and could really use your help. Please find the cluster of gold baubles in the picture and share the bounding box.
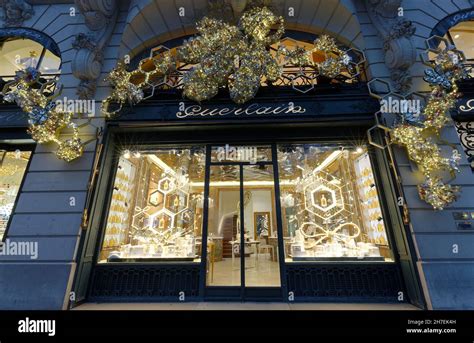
[1,68,86,162]
[390,45,466,210]
[102,6,351,116]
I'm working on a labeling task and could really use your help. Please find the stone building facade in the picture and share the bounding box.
[0,0,473,310]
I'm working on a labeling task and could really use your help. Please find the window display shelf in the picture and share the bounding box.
[102,157,137,251]
[354,153,388,247]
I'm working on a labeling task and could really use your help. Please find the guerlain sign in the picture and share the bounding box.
[459,99,474,113]
[175,101,306,119]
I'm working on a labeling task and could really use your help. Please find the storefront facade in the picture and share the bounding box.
[0,0,473,310]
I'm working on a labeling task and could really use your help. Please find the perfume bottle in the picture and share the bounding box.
[320,194,328,207]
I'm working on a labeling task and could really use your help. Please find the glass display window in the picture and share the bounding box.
[98,146,206,263]
[277,144,394,262]
[0,38,61,78]
[446,21,474,61]
[0,149,32,240]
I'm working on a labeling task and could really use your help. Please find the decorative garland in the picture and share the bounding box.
[369,38,467,210]
[1,68,90,162]
[102,6,353,116]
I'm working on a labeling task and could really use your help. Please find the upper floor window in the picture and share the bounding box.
[0,37,61,80]
[445,20,474,61]
[131,32,365,101]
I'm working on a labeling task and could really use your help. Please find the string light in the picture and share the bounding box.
[388,45,466,210]
[102,6,351,109]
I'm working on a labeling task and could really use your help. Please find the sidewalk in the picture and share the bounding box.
[73,302,420,311]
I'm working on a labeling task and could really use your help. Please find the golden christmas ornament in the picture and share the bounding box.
[372,42,466,210]
[1,68,88,162]
[103,7,351,107]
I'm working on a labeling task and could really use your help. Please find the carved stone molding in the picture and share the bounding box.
[72,0,118,99]
[365,0,416,94]
[0,0,34,27]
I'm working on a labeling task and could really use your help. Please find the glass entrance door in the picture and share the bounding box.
[204,145,282,298]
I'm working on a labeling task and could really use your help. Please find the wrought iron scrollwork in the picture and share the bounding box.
[455,121,474,171]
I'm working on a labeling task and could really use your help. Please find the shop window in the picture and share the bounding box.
[277,144,394,262]
[98,146,206,263]
[0,150,31,240]
[0,37,61,80]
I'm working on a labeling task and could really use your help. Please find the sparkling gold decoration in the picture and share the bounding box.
[101,61,145,116]
[369,38,466,210]
[300,221,361,247]
[102,6,351,109]
[1,68,88,162]
[278,34,350,78]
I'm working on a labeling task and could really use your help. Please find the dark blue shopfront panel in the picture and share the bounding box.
[109,86,380,124]
[0,110,29,127]
[0,263,72,310]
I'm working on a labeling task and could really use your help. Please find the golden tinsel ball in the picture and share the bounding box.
[56,138,85,162]
[319,58,343,78]
[182,68,219,102]
[239,7,284,45]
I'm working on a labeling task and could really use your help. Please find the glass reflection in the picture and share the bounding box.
[277,144,393,262]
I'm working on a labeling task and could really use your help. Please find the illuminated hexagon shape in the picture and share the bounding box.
[165,189,189,214]
[311,185,337,212]
[139,58,156,73]
[141,83,156,101]
[291,73,314,94]
[425,35,450,53]
[180,208,194,223]
[128,69,148,88]
[367,122,392,150]
[367,78,391,99]
[150,209,174,231]
[157,177,175,194]
[344,48,366,65]
[304,178,344,220]
[420,50,433,67]
[131,210,151,231]
[148,189,165,208]
[148,71,167,87]
[149,45,170,59]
